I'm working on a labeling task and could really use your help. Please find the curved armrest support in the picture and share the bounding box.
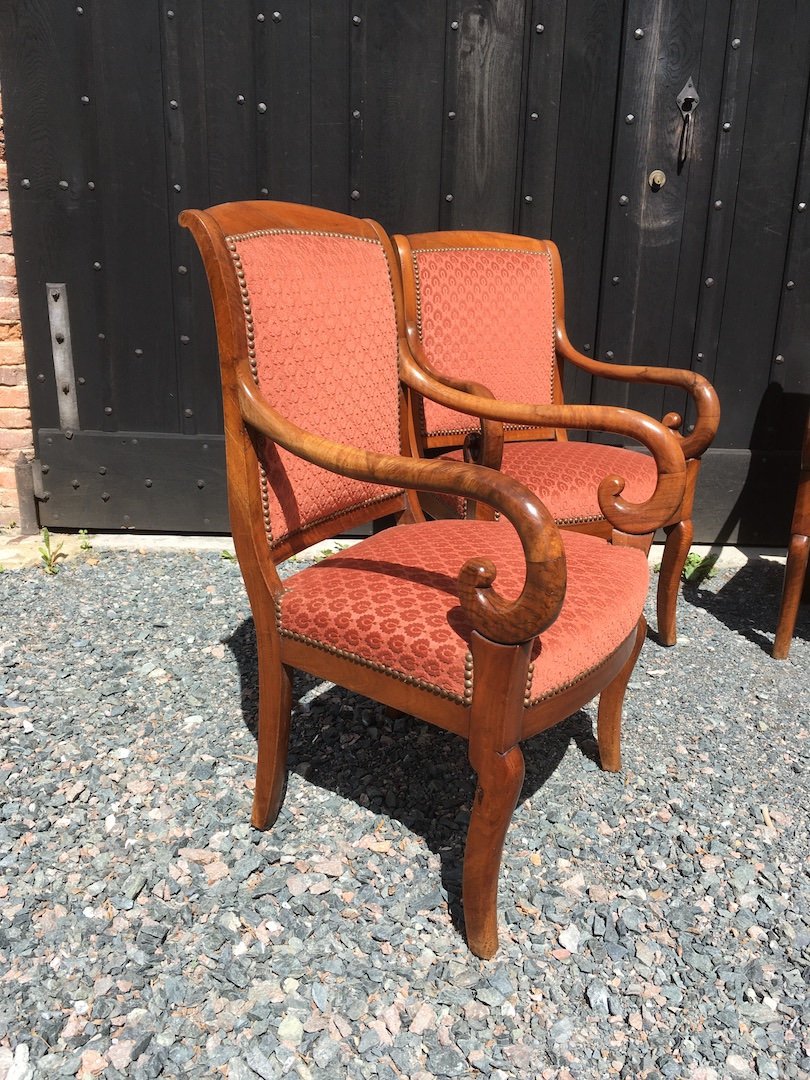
[237,374,566,645]
[557,330,720,459]
[400,350,687,535]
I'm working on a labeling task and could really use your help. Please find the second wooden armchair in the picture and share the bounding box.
[394,231,720,646]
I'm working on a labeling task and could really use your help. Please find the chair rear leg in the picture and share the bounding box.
[463,632,531,959]
[596,615,647,772]
[773,533,809,659]
[657,519,693,646]
[251,628,293,830]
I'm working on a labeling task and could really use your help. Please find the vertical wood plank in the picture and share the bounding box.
[311,0,351,213]
[352,0,447,232]
[712,1,810,448]
[441,0,527,231]
[517,0,566,239]
[550,0,624,408]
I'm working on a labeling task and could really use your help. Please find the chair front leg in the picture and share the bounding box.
[656,458,701,646]
[773,533,810,659]
[596,615,647,771]
[463,633,531,959]
[252,618,293,830]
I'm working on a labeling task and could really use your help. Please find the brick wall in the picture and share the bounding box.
[0,89,34,528]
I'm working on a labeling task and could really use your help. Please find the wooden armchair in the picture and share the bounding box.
[394,231,720,646]
[773,408,810,659]
[180,200,686,958]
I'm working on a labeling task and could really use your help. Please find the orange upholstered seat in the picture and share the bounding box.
[278,522,648,707]
[436,441,657,525]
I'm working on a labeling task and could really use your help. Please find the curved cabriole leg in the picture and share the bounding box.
[251,622,293,830]
[596,615,647,772]
[773,533,810,659]
[657,518,693,646]
[463,632,531,959]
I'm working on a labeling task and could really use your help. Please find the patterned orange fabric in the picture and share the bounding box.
[435,441,658,525]
[230,231,402,547]
[277,521,647,707]
[411,247,556,437]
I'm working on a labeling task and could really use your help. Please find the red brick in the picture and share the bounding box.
[0,467,18,489]
[0,324,23,344]
[0,298,20,320]
[0,209,11,233]
[0,341,24,364]
[0,428,33,450]
[0,236,14,255]
[0,193,10,212]
[0,406,30,428]
[0,385,29,408]
[0,365,26,387]
[0,253,15,273]
[0,278,18,298]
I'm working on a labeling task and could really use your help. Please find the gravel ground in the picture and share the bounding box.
[0,545,808,1080]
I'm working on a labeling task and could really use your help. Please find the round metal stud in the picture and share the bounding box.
[535,23,544,33]
[731,37,741,49]
[448,111,456,119]
[178,265,188,275]
[93,261,102,270]
[145,479,153,487]
[37,373,45,382]
[76,6,84,13]
[530,112,538,120]
[167,10,175,18]
[714,200,723,209]
[722,122,731,131]
[21,178,30,188]
[696,352,704,361]
[352,109,361,118]
[786,280,796,290]
[104,407,112,416]
[98,332,106,340]
[352,15,361,25]
[606,350,615,359]
[257,102,267,113]
[705,277,715,287]
[134,348,143,357]
[450,20,459,30]
[445,194,454,202]
[634,28,644,39]
[81,95,90,105]
[196,480,205,489]
[174,183,181,192]
[273,11,282,21]
[612,276,620,285]
[72,480,80,489]
[101,492,110,502]
[524,195,533,203]
[180,335,190,344]
[774,354,785,365]
[350,189,360,200]
[798,202,807,213]
[87,181,95,190]
[78,377,86,385]
[619,194,629,205]
[625,114,635,124]
[169,100,178,110]
[236,94,245,104]
[184,409,193,418]
[257,13,265,21]
[260,187,269,196]
[59,180,69,189]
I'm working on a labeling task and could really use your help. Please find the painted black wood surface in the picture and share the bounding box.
[1,0,808,540]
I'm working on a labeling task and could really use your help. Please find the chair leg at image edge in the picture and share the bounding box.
[773,533,810,660]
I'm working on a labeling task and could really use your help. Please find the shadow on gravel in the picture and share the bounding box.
[681,555,809,655]
[227,617,599,942]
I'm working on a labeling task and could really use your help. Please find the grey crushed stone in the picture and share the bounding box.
[0,548,808,1079]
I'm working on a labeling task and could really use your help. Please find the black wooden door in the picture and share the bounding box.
[1,0,808,540]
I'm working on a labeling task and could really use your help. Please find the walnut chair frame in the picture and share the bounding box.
[773,409,810,659]
[394,231,720,646]
[180,200,686,958]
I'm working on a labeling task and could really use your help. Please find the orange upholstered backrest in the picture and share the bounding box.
[228,228,402,548]
[408,242,558,439]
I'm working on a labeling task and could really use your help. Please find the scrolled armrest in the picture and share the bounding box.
[557,330,720,459]
[237,373,566,646]
[400,350,687,536]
